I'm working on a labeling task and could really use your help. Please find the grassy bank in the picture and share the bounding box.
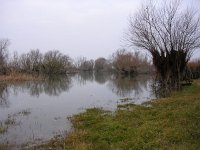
[31,81,200,149]
[0,73,43,82]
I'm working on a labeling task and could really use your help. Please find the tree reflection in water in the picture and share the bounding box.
[0,74,158,148]
[0,76,72,108]
[16,76,72,97]
[74,72,152,98]
[94,71,112,84]
[0,83,9,108]
[74,71,94,86]
[0,73,155,108]
[107,74,150,97]
[66,72,152,99]
[43,75,72,96]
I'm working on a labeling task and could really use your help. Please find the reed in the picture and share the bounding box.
[0,72,43,82]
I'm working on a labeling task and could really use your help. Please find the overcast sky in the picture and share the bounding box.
[1,0,200,60]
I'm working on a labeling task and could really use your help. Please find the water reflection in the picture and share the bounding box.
[108,74,150,97]
[11,76,72,97]
[74,71,94,86]
[0,73,155,108]
[0,72,156,148]
[0,83,9,108]
[0,76,72,108]
[73,72,152,98]
[94,72,112,84]
[43,76,72,96]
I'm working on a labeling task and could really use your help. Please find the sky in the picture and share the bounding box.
[1,0,200,60]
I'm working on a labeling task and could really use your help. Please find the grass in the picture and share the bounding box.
[0,110,31,150]
[0,72,43,82]
[0,115,16,136]
[0,109,31,138]
[120,97,133,102]
[33,80,200,150]
[0,125,7,134]
[17,109,31,116]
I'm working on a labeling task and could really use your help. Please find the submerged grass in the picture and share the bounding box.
[0,125,7,134]
[27,80,200,149]
[120,97,133,102]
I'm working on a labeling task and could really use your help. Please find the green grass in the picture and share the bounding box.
[0,126,7,134]
[120,97,133,102]
[0,115,16,135]
[33,80,200,150]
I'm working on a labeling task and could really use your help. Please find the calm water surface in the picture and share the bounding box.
[0,72,156,148]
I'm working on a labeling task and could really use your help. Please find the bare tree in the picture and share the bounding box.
[79,59,94,71]
[28,49,43,73]
[74,57,94,71]
[73,57,87,69]
[19,49,43,73]
[127,0,200,87]
[9,51,20,73]
[0,39,10,74]
[42,50,71,74]
[20,53,32,72]
[112,49,140,75]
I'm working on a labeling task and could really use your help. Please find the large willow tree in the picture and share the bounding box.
[127,0,200,88]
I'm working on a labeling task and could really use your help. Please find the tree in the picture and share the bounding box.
[19,49,43,73]
[73,57,87,70]
[20,53,32,73]
[127,0,200,88]
[9,51,20,72]
[28,49,43,73]
[79,59,94,71]
[74,57,94,71]
[112,49,140,75]
[94,57,107,71]
[0,39,9,74]
[42,50,71,74]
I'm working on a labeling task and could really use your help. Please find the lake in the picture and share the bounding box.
[0,72,156,148]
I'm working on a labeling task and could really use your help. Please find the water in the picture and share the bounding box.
[0,72,156,148]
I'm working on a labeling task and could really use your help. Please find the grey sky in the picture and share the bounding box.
[1,0,200,60]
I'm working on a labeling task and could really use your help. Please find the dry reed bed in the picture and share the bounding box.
[0,73,43,82]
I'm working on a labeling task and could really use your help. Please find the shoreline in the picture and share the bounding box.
[30,79,200,150]
[0,79,199,149]
[0,73,44,82]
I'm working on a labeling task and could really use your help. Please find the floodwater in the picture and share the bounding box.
[0,72,156,148]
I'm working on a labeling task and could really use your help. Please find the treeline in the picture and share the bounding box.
[9,50,71,75]
[74,49,152,74]
[0,39,152,75]
[0,39,73,75]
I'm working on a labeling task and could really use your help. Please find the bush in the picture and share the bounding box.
[112,49,151,75]
[188,59,200,79]
[42,50,71,74]
[8,49,72,75]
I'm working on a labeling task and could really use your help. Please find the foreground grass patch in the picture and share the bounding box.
[37,80,200,150]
